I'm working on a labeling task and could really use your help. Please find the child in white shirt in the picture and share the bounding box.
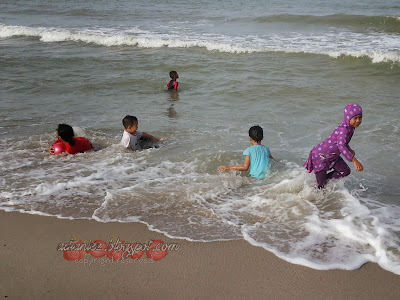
[121,115,166,150]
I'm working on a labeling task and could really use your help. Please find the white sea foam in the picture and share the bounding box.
[1,128,400,275]
[239,175,400,274]
[1,24,399,63]
[0,24,257,53]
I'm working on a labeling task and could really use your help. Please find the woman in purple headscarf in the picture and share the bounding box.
[304,103,364,188]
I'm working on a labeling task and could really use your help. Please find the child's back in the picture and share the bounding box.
[50,124,93,155]
[218,125,273,179]
[243,144,271,179]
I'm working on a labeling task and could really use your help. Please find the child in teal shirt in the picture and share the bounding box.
[218,125,273,179]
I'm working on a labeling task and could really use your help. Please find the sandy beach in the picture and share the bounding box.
[1,210,399,299]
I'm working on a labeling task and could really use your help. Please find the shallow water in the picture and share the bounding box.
[1,0,400,274]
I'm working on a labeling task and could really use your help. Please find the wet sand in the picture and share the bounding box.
[1,210,399,299]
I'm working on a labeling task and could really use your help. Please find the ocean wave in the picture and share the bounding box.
[1,128,400,275]
[0,24,399,64]
[0,24,256,52]
[254,14,400,34]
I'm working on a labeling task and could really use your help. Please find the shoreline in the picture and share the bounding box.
[1,210,399,299]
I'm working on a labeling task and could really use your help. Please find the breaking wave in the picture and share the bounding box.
[1,24,399,64]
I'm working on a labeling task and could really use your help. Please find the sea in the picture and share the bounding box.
[1,0,400,274]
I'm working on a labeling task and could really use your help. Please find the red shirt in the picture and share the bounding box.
[53,137,93,154]
[167,80,178,90]
[65,137,93,154]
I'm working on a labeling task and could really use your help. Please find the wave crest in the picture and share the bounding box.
[1,24,399,64]
[0,24,257,53]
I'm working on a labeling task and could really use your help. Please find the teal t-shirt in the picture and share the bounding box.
[243,145,270,179]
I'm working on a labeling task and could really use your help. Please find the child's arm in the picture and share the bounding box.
[141,132,166,142]
[341,144,364,171]
[218,155,250,172]
[349,148,363,170]
[337,131,356,162]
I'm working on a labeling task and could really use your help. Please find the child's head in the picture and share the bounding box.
[169,70,179,80]
[344,104,362,128]
[249,125,263,143]
[122,115,138,134]
[57,124,75,145]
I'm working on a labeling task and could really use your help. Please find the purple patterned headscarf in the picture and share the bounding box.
[343,103,362,126]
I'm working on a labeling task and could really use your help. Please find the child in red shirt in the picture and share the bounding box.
[49,124,93,155]
[167,71,179,90]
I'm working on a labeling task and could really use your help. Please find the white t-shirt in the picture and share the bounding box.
[121,130,143,150]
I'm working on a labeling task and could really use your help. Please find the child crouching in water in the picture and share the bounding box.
[49,124,93,155]
[121,115,166,150]
[219,125,273,179]
[304,103,364,188]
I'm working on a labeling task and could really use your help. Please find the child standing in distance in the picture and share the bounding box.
[49,124,93,155]
[121,115,166,150]
[218,125,273,179]
[304,103,364,188]
[167,71,179,91]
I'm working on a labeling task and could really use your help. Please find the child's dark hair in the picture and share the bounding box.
[169,70,178,79]
[57,124,75,146]
[249,125,263,143]
[122,115,138,129]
